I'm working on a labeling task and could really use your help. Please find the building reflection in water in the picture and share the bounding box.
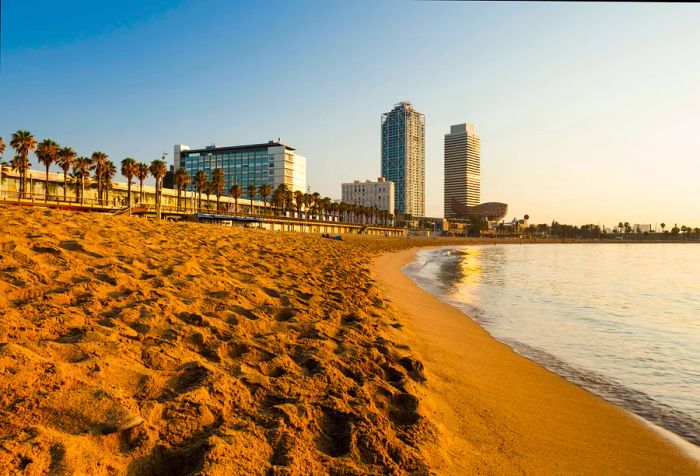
[436,247,507,306]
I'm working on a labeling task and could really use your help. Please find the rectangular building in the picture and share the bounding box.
[341,177,395,216]
[381,101,425,217]
[174,141,306,199]
[444,123,480,218]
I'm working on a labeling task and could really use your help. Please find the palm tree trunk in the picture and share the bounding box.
[63,172,68,201]
[45,164,50,202]
[156,180,162,220]
[234,197,238,213]
[127,179,132,206]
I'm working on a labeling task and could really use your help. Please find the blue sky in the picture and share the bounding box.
[2,1,699,226]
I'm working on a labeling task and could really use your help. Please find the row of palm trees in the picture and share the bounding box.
[171,166,393,225]
[616,221,699,235]
[1,130,395,226]
[0,130,168,208]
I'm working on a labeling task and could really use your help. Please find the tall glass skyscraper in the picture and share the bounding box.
[444,123,480,218]
[381,101,425,217]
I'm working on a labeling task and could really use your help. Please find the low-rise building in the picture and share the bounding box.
[341,177,395,216]
[634,224,653,233]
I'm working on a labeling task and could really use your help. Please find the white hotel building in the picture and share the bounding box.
[341,177,395,216]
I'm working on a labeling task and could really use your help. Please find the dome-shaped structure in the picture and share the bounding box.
[450,198,508,221]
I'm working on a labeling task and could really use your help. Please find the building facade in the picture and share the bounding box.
[381,101,425,217]
[174,141,306,199]
[341,177,395,216]
[444,123,481,218]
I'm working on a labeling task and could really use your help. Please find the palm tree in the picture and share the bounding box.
[203,181,212,209]
[322,197,332,219]
[273,184,288,216]
[269,188,279,213]
[136,162,149,204]
[247,183,257,214]
[311,192,321,218]
[284,189,293,215]
[120,158,137,206]
[103,160,117,205]
[10,130,37,199]
[329,202,338,222]
[294,190,304,218]
[149,159,167,219]
[660,223,666,233]
[624,221,631,234]
[195,170,207,210]
[56,146,77,201]
[259,184,272,214]
[211,168,225,211]
[72,156,91,204]
[36,139,60,202]
[229,184,243,213]
[0,137,4,186]
[174,167,190,211]
[90,151,109,204]
[303,193,312,219]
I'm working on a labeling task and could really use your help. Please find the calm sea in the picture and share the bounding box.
[404,244,700,447]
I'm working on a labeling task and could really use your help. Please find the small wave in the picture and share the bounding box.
[503,338,700,447]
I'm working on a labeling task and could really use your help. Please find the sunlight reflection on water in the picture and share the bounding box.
[405,244,700,445]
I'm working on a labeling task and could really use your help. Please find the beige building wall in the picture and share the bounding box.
[341,177,394,215]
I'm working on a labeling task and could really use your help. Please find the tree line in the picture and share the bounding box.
[178,167,393,226]
[0,130,394,226]
[523,221,700,239]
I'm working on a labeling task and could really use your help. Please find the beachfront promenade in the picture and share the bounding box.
[0,189,405,237]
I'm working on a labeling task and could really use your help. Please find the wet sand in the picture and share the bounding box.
[374,248,700,475]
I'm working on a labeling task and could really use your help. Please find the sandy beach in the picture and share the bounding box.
[0,206,698,475]
[0,206,464,475]
[374,249,700,475]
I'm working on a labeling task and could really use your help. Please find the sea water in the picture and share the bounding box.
[404,244,700,446]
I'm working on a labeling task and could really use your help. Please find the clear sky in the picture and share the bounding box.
[2,1,699,227]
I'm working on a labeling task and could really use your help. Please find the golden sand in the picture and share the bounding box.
[0,206,697,474]
[0,207,461,474]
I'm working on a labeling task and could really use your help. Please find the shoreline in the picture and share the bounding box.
[373,248,700,474]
